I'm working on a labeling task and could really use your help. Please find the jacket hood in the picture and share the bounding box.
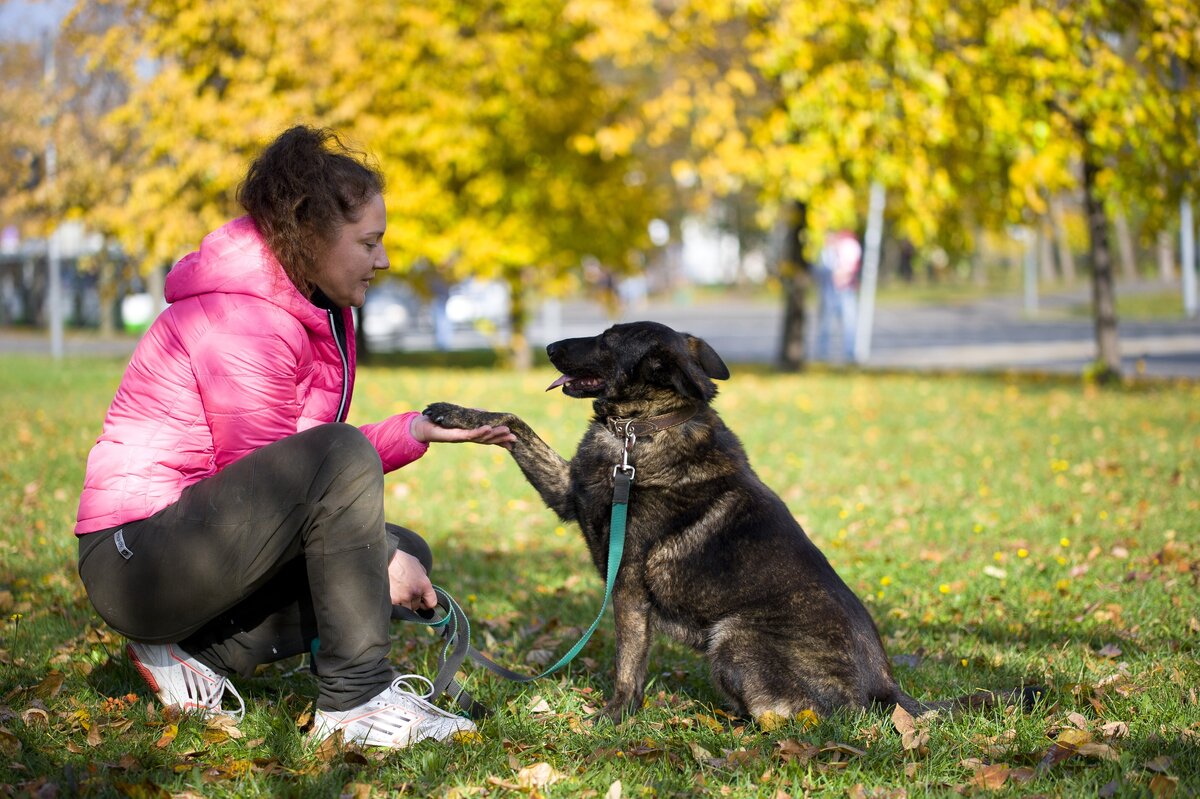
[165,216,329,333]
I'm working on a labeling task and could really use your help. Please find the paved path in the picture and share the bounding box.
[4,282,1198,379]
[526,283,1200,380]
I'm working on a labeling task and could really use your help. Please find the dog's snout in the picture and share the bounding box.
[546,341,563,361]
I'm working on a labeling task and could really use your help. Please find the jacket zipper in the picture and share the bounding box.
[328,309,350,422]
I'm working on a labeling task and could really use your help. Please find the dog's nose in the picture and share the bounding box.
[546,341,562,360]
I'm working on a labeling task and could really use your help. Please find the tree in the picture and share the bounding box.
[985,0,1200,380]
[65,0,663,365]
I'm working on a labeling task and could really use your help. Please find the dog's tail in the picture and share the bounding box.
[892,685,1043,717]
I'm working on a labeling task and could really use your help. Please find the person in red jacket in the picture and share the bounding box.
[75,126,515,750]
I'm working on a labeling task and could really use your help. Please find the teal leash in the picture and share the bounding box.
[393,463,633,718]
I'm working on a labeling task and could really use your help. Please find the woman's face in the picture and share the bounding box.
[311,193,390,308]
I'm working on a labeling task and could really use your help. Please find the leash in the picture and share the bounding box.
[393,436,636,719]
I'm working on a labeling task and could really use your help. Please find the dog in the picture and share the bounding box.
[424,321,1037,724]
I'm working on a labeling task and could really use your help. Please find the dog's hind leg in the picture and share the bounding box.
[706,621,858,725]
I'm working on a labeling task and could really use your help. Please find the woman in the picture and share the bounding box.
[74,126,514,750]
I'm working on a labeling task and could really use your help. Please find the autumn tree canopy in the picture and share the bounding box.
[2,0,1198,371]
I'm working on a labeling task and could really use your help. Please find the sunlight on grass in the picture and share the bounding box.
[1,355,1197,797]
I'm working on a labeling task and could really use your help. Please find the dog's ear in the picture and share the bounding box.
[688,335,730,381]
[661,334,729,402]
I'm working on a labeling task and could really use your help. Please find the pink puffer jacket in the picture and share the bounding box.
[75,216,427,535]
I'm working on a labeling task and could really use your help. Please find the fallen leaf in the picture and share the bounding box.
[0,727,22,756]
[34,672,65,700]
[795,709,820,730]
[604,780,622,799]
[155,724,178,749]
[20,707,50,727]
[776,739,819,764]
[1066,711,1090,729]
[1144,756,1173,773]
[1096,643,1122,659]
[758,711,788,731]
[517,762,566,789]
[970,763,1010,790]
[87,722,103,747]
[688,741,715,763]
[1075,742,1119,761]
[1101,721,1129,739]
[339,782,373,799]
[527,696,552,714]
[1149,774,1179,799]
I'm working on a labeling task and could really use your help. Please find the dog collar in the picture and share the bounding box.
[605,405,698,439]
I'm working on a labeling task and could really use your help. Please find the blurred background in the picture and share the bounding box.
[1,0,1198,377]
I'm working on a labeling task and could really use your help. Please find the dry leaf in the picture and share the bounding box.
[339,782,373,799]
[970,763,1010,790]
[517,762,566,789]
[0,727,22,756]
[155,723,178,749]
[758,711,787,731]
[688,741,715,763]
[777,739,819,764]
[86,721,103,747]
[34,672,65,700]
[1101,721,1129,739]
[1145,756,1173,773]
[604,780,622,799]
[20,707,50,727]
[1066,711,1090,729]
[1149,774,1179,799]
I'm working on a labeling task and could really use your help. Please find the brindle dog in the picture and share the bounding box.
[425,321,1036,724]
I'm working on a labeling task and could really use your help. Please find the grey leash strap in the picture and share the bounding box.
[392,589,490,719]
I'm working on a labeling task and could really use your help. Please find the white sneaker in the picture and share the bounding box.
[310,674,477,749]
[126,641,246,721]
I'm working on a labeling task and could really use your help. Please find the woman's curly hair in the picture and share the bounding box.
[237,126,385,298]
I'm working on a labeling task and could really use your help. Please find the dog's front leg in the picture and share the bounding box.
[423,402,575,520]
[599,583,653,723]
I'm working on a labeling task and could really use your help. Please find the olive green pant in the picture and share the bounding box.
[77,423,431,712]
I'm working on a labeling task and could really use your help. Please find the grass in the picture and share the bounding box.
[1,354,1198,798]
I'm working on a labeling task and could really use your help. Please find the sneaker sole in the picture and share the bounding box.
[126,643,163,694]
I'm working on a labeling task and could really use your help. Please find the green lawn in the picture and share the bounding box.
[1,355,1197,798]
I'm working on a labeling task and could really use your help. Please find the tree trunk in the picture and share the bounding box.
[507,273,533,371]
[1157,230,1175,281]
[96,243,117,337]
[1038,219,1057,283]
[1082,151,1121,380]
[1113,208,1138,281]
[776,200,809,371]
[1050,196,1077,284]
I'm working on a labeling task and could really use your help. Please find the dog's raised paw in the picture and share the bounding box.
[422,402,470,428]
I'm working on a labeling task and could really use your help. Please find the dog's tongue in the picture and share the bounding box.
[546,374,574,392]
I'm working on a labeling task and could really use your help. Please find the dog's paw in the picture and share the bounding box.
[423,402,481,429]
[593,693,641,724]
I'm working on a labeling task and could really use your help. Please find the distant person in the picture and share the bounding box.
[74,126,515,750]
[815,229,862,363]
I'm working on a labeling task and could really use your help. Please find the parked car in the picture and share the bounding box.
[357,281,427,352]
[445,279,510,329]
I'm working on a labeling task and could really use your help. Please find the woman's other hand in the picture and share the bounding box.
[388,550,437,610]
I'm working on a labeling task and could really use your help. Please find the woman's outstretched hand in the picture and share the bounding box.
[410,413,516,447]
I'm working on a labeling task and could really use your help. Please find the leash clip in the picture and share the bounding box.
[612,425,636,481]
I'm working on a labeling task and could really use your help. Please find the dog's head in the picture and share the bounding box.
[545,321,730,406]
